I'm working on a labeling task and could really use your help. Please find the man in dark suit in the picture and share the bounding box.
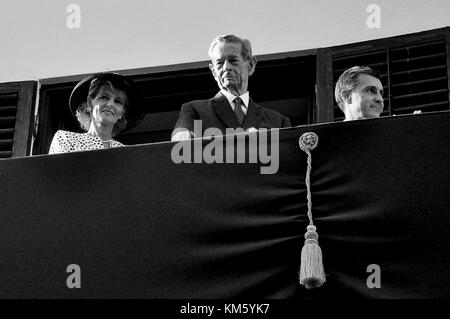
[171,34,291,141]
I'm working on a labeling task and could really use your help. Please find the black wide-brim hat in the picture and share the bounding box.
[69,72,145,131]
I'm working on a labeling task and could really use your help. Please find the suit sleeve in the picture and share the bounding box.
[171,103,198,138]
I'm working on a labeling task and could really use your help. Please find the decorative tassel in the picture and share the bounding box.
[299,225,326,289]
[298,132,326,289]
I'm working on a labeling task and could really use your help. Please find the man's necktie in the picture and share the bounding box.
[234,96,245,125]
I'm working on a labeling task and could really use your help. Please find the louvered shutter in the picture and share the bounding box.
[0,82,36,159]
[0,92,17,158]
[389,41,448,114]
[332,38,449,121]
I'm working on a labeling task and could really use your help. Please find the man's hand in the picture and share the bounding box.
[393,109,422,117]
[171,130,194,142]
[246,127,258,133]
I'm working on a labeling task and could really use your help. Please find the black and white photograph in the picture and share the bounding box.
[1,0,450,313]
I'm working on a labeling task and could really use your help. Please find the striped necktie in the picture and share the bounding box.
[233,96,245,125]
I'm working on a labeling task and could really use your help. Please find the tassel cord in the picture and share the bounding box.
[298,132,325,289]
[304,148,314,227]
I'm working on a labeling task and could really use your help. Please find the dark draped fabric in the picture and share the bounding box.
[0,112,449,298]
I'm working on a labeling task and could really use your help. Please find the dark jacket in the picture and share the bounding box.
[172,92,291,137]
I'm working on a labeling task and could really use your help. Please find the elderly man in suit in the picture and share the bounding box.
[171,34,291,141]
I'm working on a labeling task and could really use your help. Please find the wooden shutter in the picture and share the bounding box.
[0,82,36,159]
[389,41,448,115]
[331,29,450,121]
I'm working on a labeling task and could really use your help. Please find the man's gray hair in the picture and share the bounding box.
[208,34,253,61]
[334,66,381,111]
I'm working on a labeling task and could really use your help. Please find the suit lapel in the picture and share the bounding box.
[211,92,241,128]
[243,98,263,129]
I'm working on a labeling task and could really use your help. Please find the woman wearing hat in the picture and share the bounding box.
[49,72,144,154]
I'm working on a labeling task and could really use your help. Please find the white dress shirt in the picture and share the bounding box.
[220,89,249,115]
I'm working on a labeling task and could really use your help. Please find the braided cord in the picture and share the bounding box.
[304,148,313,226]
[299,132,318,227]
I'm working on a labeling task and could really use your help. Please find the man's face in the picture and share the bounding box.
[345,74,384,120]
[209,42,255,96]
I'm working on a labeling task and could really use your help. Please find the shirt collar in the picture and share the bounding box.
[220,89,250,111]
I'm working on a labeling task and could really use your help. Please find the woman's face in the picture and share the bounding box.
[90,84,127,126]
